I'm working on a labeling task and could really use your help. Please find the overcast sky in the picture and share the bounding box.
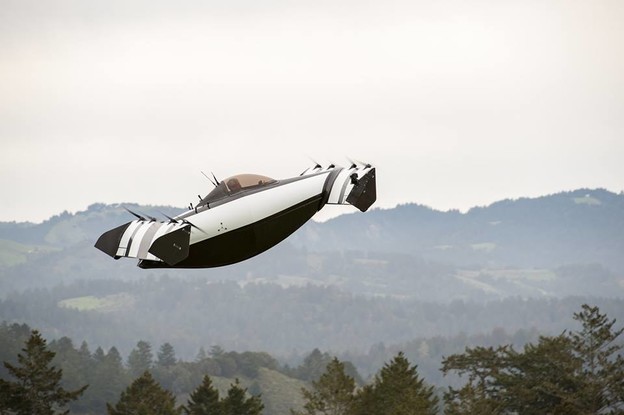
[1,0,622,223]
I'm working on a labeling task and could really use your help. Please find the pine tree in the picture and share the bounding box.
[93,346,106,364]
[355,352,438,415]
[0,330,87,415]
[221,379,264,415]
[503,335,580,415]
[158,343,177,368]
[78,341,91,360]
[442,382,501,415]
[107,371,181,415]
[184,375,222,415]
[50,336,87,397]
[196,347,208,362]
[442,304,624,414]
[209,346,225,358]
[127,340,153,378]
[297,349,332,382]
[441,345,508,414]
[292,357,356,415]
[569,304,624,413]
[83,346,128,415]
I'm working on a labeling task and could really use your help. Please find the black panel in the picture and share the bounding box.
[346,168,376,212]
[148,225,191,265]
[139,195,322,269]
[94,222,132,259]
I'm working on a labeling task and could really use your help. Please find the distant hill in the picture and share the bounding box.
[291,188,624,271]
[0,189,623,300]
[0,203,183,248]
[1,191,624,381]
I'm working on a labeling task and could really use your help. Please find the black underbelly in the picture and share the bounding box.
[139,195,322,269]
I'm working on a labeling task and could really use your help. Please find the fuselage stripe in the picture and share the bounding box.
[137,222,162,259]
[125,221,145,256]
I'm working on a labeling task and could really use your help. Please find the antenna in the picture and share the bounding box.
[211,172,219,185]
[201,171,217,187]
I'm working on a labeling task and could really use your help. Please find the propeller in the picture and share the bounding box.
[160,212,179,224]
[124,207,145,221]
[307,156,322,170]
[160,211,205,233]
[181,218,206,234]
[349,158,372,169]
[301,158,323,176]
[124,207,156,222]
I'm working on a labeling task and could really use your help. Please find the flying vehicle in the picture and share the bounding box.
[95,163,376,268]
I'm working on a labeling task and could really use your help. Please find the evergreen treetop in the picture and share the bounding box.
[221,379,264,415]
[292,357,356,415]
[0,330,87,415]
[184,375,222,415]
[107,371,181,415]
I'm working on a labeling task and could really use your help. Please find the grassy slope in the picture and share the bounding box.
[0,239,58,267]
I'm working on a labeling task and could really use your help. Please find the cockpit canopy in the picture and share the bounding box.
[224,174,275,193]
[199,174,276,206]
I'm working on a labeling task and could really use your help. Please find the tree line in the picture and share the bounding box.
[441,304,624,414]
[0,324,354,415]
[1,304,623,414]
[3,277,624,360]
[0,329,263,415]
[0,330,438,415]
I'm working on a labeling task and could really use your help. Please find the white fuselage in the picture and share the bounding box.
[95,164,375,268]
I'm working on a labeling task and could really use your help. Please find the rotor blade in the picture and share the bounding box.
[144,212,158,221]
[160,212,178,223]
[352,158,372,168]
[182,219,206,234]
[125,207,157,222]
[306,156,322,169]
[124,207,146,221]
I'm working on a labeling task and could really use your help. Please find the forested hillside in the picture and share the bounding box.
[1,189,623,413]
[2,304,622,414]
[1,189,623,299]
[292,188,624,272]
[3,276,624,360]
[0,190,622,362]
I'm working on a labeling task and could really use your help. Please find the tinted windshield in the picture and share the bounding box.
[199,173,275,206]
[224,174,275,193]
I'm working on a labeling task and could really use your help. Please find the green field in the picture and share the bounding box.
[58,293,135,312]
[458,268,556,281]
[0,239,59,267]
[573,195,602,205]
